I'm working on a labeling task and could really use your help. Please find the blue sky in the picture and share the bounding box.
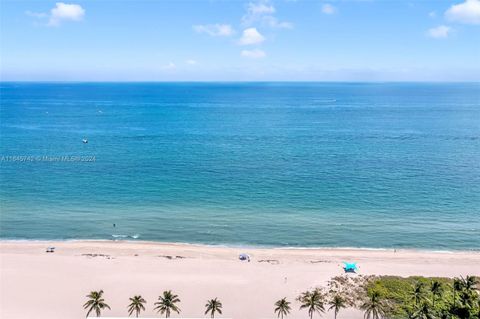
[1,0,479,81]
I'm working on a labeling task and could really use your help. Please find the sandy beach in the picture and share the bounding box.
[1,241,479,319]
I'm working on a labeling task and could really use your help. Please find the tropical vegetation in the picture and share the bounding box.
[83,290,111,317]
[328,295,347,319]
[274,297,291,319]
[364,275,479,319]
[205,298,223,318]
[127,295,146,317]
[154,290,181,318]
[83,275,478,318]
[298,288,325,319]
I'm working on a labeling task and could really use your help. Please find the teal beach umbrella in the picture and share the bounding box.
[343,262,358,272]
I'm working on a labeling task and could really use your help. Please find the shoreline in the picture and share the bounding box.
[2,240,479,318]
[2,238,479,254]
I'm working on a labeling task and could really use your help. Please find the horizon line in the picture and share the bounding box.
[1,80,479,84]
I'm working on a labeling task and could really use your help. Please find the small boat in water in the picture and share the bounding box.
[82,138,88,144]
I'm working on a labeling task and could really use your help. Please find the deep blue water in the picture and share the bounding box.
[0,82,479,249]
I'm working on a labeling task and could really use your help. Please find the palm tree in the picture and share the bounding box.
[360,290,387,319]
[328,295,346,319]
[83,290,111,317]
[274,297,291,319]
[453,278,463,306]
[299,289,325,319]
[205,298,223,318]
[430,281,442,308]
[411,282,425,306]
[458,290,476,308]
[414,302,435,319]
[454,276,478,310]
[127,295,146,317]
[461,276,478,293]
[154,290,181,318]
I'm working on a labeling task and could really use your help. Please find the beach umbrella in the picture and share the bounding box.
[343,262,358,272]
[239,253,250,261]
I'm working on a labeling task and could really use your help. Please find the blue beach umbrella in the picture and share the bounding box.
[343,262,358,272]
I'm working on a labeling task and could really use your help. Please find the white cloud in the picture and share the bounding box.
[445,0,480,25]
[186,59,197,65]
[263,16,294,29]
[241,49,266,58]
[193,24,235,36]
[48,2,85,26]
[242,0,275,25]
[429,11,437,18]
[239,28,265,45]
[426,25,452,38]
[26,3,85,26]
[247,1,275,15]
[322,4,336,15]
[242,0,293,29]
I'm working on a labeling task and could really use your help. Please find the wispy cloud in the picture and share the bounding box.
[186,59,197,65]
[445,0,480,25]
[263,16,293,29]
[242,0,275,25]
[248,1,275,15]
[321,4,336,15]
[193,24,235,36]
[426,25,452,38]
[161,62,176,70]
[242,0,293,29]
[239,27,265,45]
[241,49,267,58]
[25,11,48,18]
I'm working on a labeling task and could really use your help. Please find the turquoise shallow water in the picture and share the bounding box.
[0,82,479,249]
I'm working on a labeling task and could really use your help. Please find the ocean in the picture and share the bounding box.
[0,82,479,250]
